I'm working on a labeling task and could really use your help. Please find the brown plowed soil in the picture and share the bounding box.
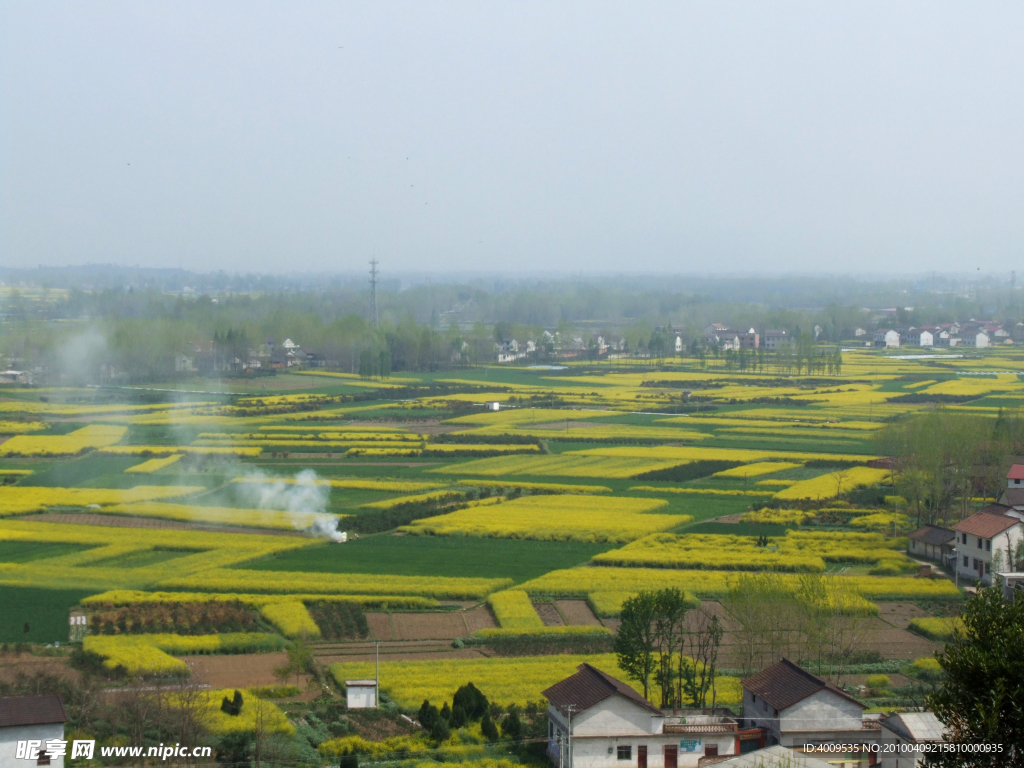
[876,602,932,629]
[317,649,487,665]
[554,600,602,627]
[184,652,313,690]
[462,605,498,633]
[391,607,495,640]
[534,603,565,626]
[366,613,395,641]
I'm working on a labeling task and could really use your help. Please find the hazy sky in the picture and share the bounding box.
[2,2,1022,275]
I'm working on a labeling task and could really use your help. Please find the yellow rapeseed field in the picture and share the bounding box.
[0,421,48,434]
[774,467,890,501]
[232,477,445,492]
[455,479,612,494]
[401,495,682,543]
[431,454,686,479]
[0,485,205,516]
[259,601,321,638]
[83,590,438,610]
[157,569,512,599]
[102,501,338,531]
[520,566,958,603]
[712,462,803,478]
[593,531,911,573]
[486,590,544,631]
[124,454,183,473]
[0,424,126,456]
[329,654,742,708]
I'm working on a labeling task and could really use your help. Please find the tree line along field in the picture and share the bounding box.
[2,346,1020,726]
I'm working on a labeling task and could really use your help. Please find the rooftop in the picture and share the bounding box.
[0,694,67,727]
[908,525,955,545]
[882,712,945,742]
[543,663,661,717]
[1007,465,1024,480]
[742,658,864,712]
[953,511,1019,538]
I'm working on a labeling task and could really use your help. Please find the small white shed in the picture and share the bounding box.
[485,401,501,411]
[345,679,378,709]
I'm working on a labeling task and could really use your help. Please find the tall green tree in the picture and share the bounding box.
[614,591,660,700]
[927,587,1024,765]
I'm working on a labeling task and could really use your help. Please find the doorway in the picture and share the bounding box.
[637,746,647,768]
[664,745,677,768]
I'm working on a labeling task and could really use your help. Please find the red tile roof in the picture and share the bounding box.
[1007,465,1024,480]
[953,512,1020,538]
[543,663,661,716]
[741,659,864,712]
[0,694,67,727]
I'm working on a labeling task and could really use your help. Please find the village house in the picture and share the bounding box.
[999,464,1024,511]
[906,525,955,565]
[543,664,758,768]
[878,713,945,768]
[762,329,787,351]
[873,329,900,348]
[741,659,880,765]
[902,328,933,348]
[953,503,1023,585]
[0,694,68,768]
[704,327,758,351]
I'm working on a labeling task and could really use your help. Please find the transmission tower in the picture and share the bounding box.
[369,259,379,328]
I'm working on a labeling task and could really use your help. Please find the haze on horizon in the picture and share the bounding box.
[2,2,1022,276]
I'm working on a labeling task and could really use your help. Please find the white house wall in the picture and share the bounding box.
[555,735,736,768]
[0,723,65,768]
[550,698,660,738]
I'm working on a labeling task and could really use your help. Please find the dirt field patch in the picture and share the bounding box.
[554,600,602,627]
[185,652,313,690]
[534,603,564,626]
[876,602,933,629]
[366,607,494,641]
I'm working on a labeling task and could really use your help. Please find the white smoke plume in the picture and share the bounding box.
[236,468,346,541]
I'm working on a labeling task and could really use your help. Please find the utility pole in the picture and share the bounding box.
[375,641,380,709]
[369,259,379,329]
[566,705,576,768]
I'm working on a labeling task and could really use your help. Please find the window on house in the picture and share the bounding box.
[704,745,719,757]
[963,533,968,545]
[986,540,991,551]
[617,746,632,760]
[964,555,969,567]
[37,753,50,766]
[773,709,779,718]
[978,536,983,548]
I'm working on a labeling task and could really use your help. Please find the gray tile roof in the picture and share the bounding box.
[543,663,661,716]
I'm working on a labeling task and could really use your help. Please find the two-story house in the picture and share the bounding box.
[873,329,900,348]
[741,659,880,766]
[543,664,753,768]
[953,503,1023,585]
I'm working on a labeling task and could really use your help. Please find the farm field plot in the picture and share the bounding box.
[0,586,96,643]
[240,535,611,582]
[329,653,742,708]
[5,341,1009,727]
[401,494,683,542]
